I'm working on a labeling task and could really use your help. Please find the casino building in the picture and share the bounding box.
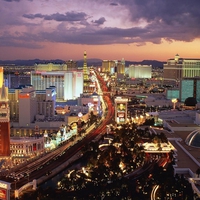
[31,70,83,100]
[163,54,200,83]
[128,64,152,79]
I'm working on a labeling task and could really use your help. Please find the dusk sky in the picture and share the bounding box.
[0,0,200,61]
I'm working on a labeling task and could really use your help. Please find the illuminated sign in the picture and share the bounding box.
[0,189,6,200]
[93,98,98,102]
[117,103,125,112]
[117,113,124,118]
[19,93,30,99]
[0,183,7,189]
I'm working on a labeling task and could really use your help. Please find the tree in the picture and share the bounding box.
[196,167,200,177]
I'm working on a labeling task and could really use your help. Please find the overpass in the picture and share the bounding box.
[14,179,37,199]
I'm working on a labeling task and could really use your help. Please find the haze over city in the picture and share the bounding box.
[0,0,200,61]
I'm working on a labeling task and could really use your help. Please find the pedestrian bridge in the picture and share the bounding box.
[15,179,37,199]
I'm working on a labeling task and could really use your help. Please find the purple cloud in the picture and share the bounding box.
[1,0,200,49]
[110,3,118,6]
[92,17,106,25]
[23,11,88,22]
[3,0,20,2]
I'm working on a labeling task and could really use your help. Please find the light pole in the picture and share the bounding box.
[171,98,178,110]
[78,112,83,136]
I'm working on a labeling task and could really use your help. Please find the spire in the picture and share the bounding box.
[0,67,4,88]
[0,84,8,101]
[83,51,89,81]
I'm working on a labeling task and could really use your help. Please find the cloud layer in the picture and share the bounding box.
[0,0,200,59]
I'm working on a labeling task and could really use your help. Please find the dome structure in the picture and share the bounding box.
[185,129,200,148]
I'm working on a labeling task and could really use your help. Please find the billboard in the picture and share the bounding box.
[117,103,126,112]
[0,181,11,200]
[0,189,6,200]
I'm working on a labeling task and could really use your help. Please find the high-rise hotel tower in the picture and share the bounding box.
[0,67,10,156]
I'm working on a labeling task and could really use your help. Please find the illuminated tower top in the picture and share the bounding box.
[83,51,89,81]
[0,67,4,88]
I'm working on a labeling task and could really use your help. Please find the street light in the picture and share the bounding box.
[77,112,83,137]
[171,98,178,110]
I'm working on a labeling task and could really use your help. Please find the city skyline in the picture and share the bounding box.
[0,0,200,61]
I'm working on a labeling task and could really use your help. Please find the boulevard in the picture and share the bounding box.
[0,76,114,198]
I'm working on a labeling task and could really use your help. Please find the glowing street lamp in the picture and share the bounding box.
[171,98,178,110]
[78,112,83,128]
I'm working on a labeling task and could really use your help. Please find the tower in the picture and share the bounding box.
[0,68,10,156]
[83,51,89,81]
[83,51,92,93]
[0,67,3,88]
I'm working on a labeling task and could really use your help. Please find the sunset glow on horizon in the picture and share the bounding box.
[0,0,200,61]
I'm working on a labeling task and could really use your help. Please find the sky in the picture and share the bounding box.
[0,0,200,61]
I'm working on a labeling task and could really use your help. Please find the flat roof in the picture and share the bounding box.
[165,120,199,128]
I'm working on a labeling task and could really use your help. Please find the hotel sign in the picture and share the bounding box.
[19,93,30,99]
[0,180,11,200]
[0,183,7,189]
[0,189,6,200]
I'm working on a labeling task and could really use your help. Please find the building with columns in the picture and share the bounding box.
[128,64,152,79]
[10,136,44,164]
[163,54,200,83]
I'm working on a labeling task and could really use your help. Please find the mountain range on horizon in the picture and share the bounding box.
[0,59,165,68]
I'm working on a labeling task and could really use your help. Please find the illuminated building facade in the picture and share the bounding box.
[101,59,125,75]
[163,54,200,82]
[114,97,128,124]
[78,93,102,115]
[34,63,67,71]
[116,58,125,74]
[0,68,10,157]
[180,78,200,102]
[102,60,116,73]
[128,65,152,78]
[10,137,44,163]
[31,70,83,100]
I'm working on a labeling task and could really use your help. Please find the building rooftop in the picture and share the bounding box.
[185,130,200,148]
